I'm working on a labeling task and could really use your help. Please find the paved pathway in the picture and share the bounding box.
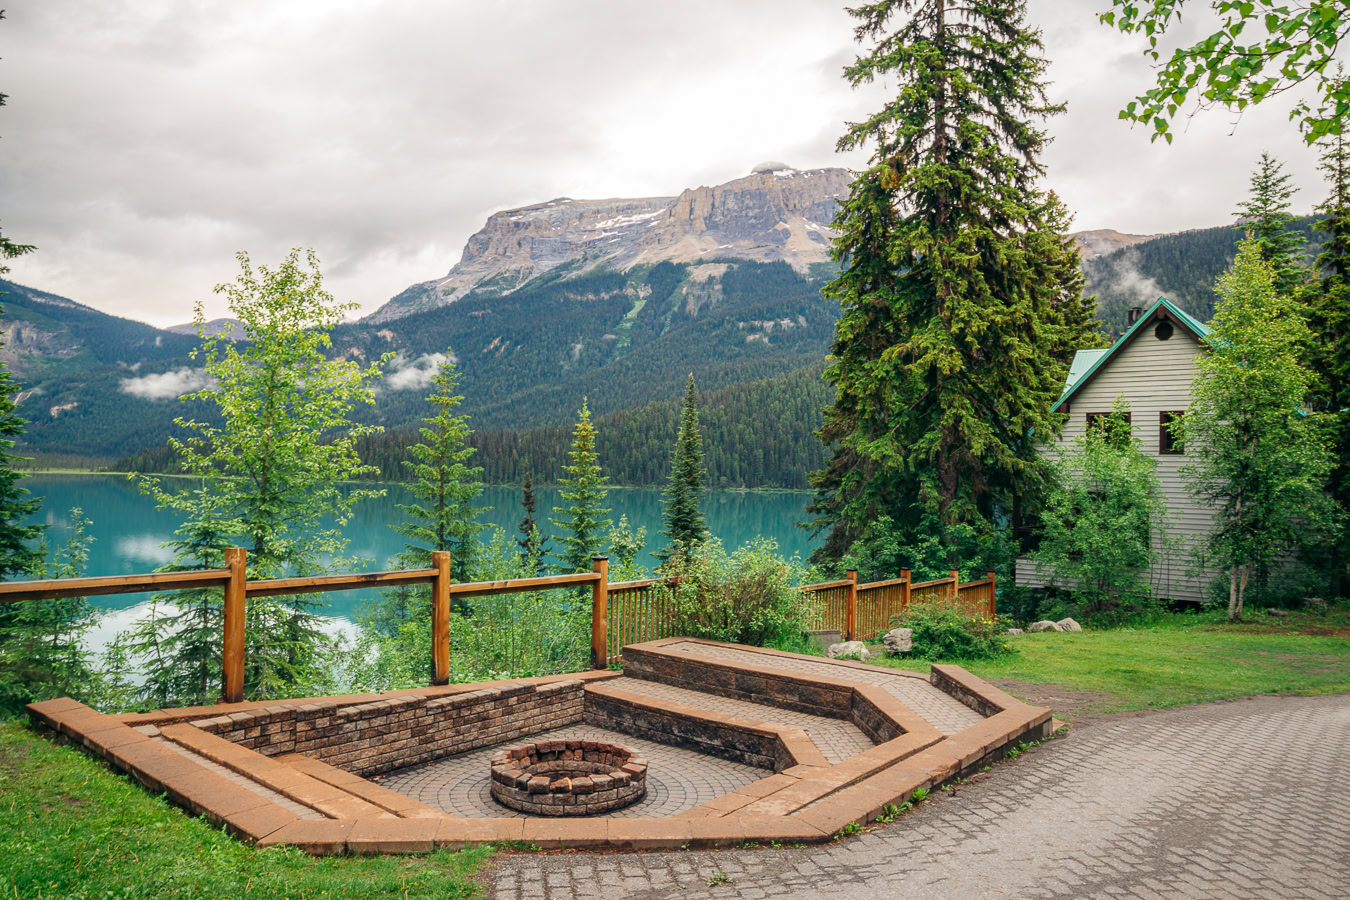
[484,694,1350,899]
[377,725,761,819]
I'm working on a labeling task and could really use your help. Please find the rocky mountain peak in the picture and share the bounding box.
[366,165,852,322]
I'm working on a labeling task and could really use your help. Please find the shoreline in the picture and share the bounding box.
[19,470,814,495]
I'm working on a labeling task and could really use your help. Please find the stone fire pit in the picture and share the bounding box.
[489,739,648,816]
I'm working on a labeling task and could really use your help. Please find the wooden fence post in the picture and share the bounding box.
[431,551,451,686]
[222,547,247,704]
[901,568,911,611]
[987,570,997,617]
[949,569,959,602]
[844,569,858,641]
[590,556,609,669]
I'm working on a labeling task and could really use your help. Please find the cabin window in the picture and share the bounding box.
[1160,410,1185,454]
[1085,411,1131,443]
[1155,320,1174,341]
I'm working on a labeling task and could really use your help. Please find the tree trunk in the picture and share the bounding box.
[1227,565,1240,622]
[1235,564,1249,621]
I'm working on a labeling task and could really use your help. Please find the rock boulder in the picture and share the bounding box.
[882,627,913,656]
[827,640,870,661]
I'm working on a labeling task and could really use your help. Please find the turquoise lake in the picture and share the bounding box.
[19,474,817,649]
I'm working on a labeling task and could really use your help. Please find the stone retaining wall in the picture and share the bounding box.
[621,645,855,719]
[583,684,809,771]
[190,680,583,776]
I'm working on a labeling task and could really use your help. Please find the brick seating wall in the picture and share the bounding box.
[189,679,584,776]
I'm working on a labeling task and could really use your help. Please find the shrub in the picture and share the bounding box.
[1031,399,1171,627]
[889,599,1016,660]
[669,537,813,647]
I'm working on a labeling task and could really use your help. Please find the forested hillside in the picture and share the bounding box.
[384,363,830,489]
[1086,215,1321,332]
[121,364,835,490]
[15,260,837,458]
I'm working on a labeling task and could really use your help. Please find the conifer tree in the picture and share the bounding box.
[517,468,550,572]
[0,510,99,714]
[393,359,487,582]
[809,0,1096,561]
[659,374,708,561]
[1306,120,1350,589]
[1235,152,1307,295]
[550,400,610,573]
[124,514,232,708]
[0,232,43,579]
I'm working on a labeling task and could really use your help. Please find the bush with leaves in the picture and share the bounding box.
[838,510,1014,585]
[888,600,1016,661]
[1031,399,1171,627]
[669,537,813,648]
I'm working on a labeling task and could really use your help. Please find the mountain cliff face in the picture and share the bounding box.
[366,164,852,322]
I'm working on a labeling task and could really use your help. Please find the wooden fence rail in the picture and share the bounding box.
[0,548,999,699]
[0,548,608,703]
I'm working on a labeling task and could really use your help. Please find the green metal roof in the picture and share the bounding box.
[1051,297,1209,413]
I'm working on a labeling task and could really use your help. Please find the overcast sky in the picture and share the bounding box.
[0,0,1330,326]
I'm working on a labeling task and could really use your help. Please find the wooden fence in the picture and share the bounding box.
[796,569,997,642]
[0,550,999,698]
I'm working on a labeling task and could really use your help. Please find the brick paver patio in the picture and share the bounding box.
[485,693,1350,899]
[660,640,985,735]
[376,724,762,819]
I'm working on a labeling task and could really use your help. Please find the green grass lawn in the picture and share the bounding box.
[0,720,494,899]
[870,606,1350,717]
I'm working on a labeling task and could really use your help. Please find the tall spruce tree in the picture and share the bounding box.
[393,358,487,582]
[550,400,610,573]
[1235,152,1307,295]
[1307,120,1350,590]
[659,374,708,561]
[808,0,1096,561]
[517,468,550,572]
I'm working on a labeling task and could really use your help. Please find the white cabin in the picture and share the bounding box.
[1016,297,1216,603]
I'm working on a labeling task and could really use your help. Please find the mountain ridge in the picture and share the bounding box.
[366,165,853,322]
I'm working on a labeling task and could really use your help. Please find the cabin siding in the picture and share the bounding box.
[1016,323,1218,603]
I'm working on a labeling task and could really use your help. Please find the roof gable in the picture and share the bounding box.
[1052,297,1208,413]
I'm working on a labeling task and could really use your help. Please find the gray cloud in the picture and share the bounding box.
[384,351,453,392]
[0,0,1330,326]
[118,366,215,400]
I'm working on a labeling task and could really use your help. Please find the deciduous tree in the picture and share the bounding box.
[1032,400,1169,625]
[134,249,388,700]
[1181,240,1338,621]
[1102,1,1350,143]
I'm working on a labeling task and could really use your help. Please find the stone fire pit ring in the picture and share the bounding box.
[489,739,648,816]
